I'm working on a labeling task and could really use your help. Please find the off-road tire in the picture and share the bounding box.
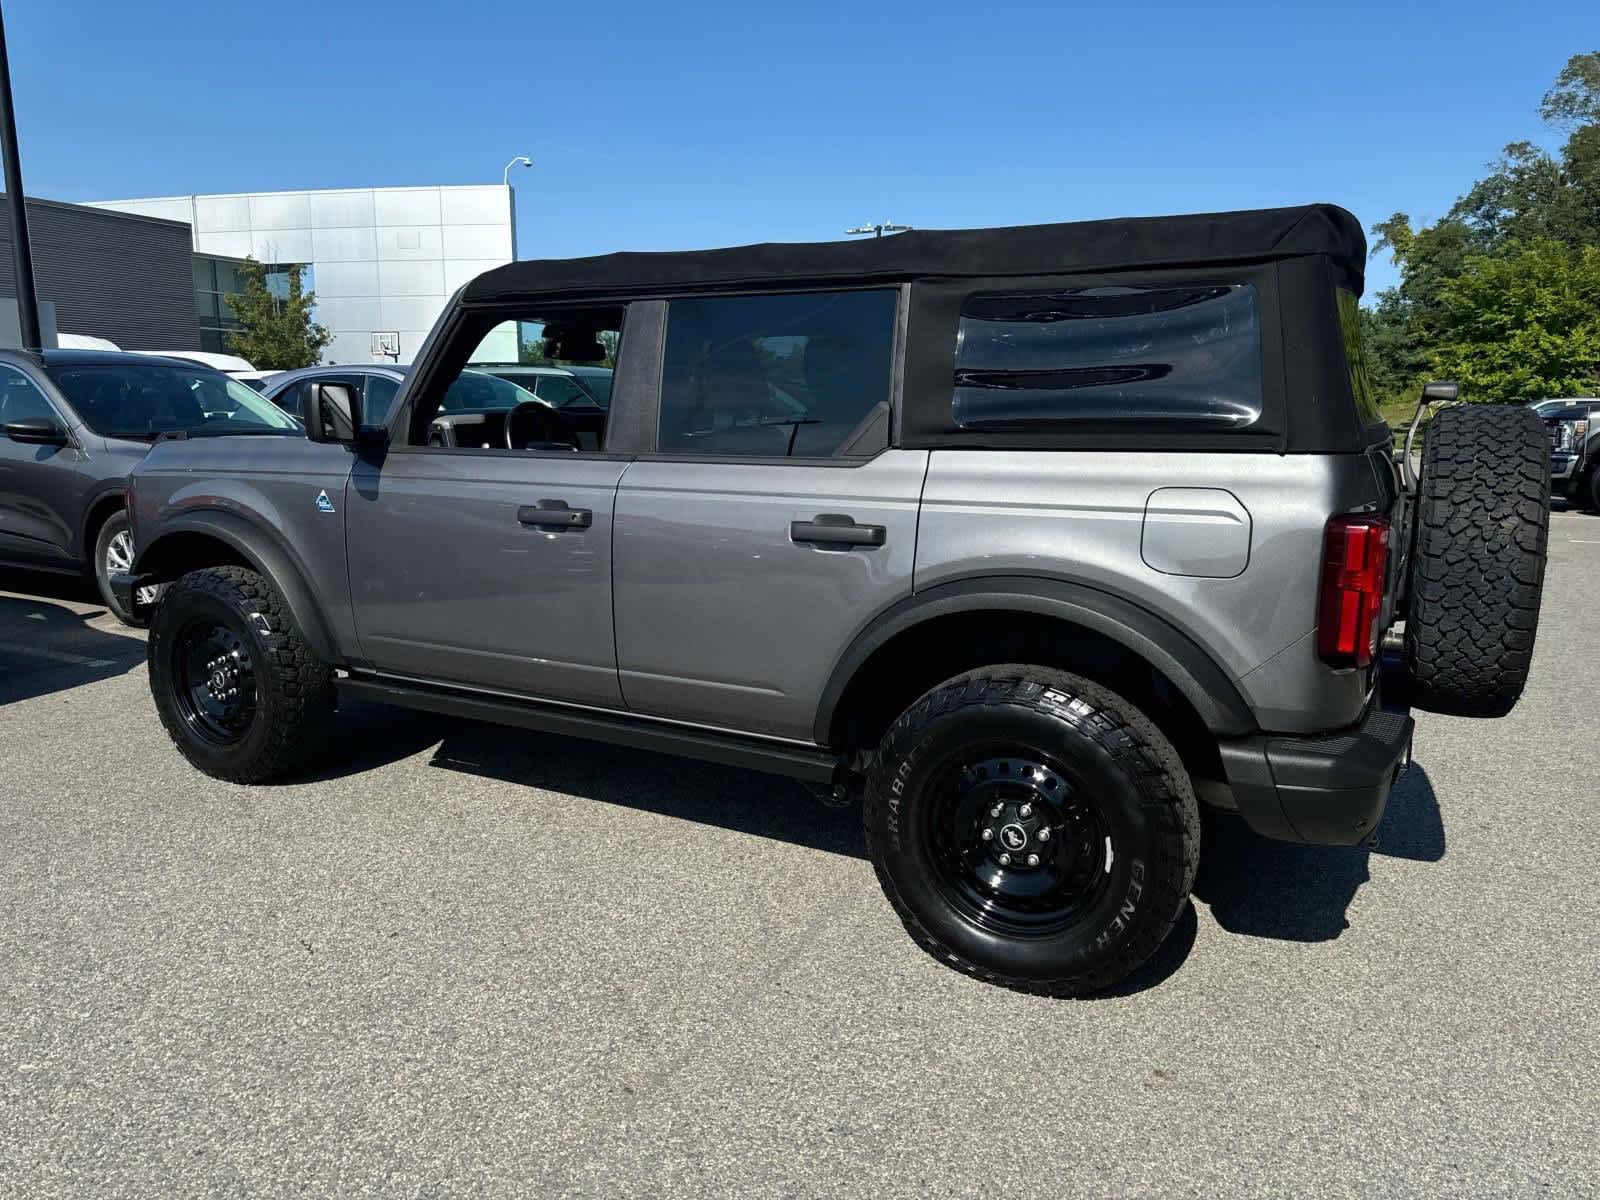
[863,666,1199,997]
[92,510,144,628]
[148,566,334,783]
[1405,404,1549,717]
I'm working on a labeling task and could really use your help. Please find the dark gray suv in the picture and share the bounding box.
[115,206,1551,995]
[0,349,299,623]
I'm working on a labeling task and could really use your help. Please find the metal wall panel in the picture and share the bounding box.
[0,196,199,349]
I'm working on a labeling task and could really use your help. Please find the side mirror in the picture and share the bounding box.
[305,382,361,444]
[1422,380,1460,404]
[3,417,70,446]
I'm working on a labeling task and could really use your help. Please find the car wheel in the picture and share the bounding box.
[93,510,160,627]
[147,565,334,783]
[1404,404,1550,717]
[863,665,1199,997]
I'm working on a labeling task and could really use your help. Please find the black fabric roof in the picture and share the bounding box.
[464,204,1365,304]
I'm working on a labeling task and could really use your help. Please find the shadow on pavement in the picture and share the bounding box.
[1194,763,1444,942]
[0,589,147,706]
[287,696,457,784]
[426,723,866,860]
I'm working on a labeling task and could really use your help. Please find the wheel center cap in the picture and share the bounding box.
[208,666,230,695]
[999,823,1028,852]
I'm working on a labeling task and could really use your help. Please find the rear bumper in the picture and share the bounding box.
[1217,704,1414,845]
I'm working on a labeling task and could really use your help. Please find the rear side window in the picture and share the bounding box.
[953,284,1262,429]
[659,289,898,458]
[1336,288,1382,427]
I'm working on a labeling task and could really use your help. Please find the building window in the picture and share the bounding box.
[192,255,311,356]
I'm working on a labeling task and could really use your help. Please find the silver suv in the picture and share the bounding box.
[114,205,1551,995]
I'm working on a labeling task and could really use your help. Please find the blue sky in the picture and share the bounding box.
[6,1,1594,299]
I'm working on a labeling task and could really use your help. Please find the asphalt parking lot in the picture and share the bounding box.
[2,514,1597,1198]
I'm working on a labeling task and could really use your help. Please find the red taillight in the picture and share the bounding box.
[1317,514,1390,669]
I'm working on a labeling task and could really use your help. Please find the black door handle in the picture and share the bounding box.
[790,514,886,547]
[518,500,592,530]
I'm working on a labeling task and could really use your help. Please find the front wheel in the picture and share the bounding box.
[148,566,335,783]
[863,666,1199,997]
[93,510,160,627]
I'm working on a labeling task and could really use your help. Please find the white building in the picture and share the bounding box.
[88,185,517,364]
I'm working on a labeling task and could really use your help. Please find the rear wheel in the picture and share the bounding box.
[863,666,1199,996]
[148,566,334,782]
[1404,404,1550,717]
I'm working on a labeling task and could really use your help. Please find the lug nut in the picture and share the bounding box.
[981,828,994,841]
[998,853,1012,866]
[1027,853,1040,867]
[1019,803,1033,818]
[1038,827,1051,842]
[990,804,1002,818]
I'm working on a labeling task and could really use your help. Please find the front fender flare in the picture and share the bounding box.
[135,509,340,663]
[813,575,1257,744]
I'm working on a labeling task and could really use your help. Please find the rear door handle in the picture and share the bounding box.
[789,514,886,547]
[518,499,592,530]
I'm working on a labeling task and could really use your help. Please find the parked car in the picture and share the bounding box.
[1540,398,1600,509]
[116,205,1550,995]
[472,362,613,408]
[0,349,300,623]
[129,350,278,391]
[263,364,572,448]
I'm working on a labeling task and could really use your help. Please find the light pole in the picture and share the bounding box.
[845,220,912,239]
[0,1,41,350]
[502,155,532,187]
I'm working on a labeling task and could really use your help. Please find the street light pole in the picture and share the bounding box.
[502,155,532,187]
[0,2,41,351]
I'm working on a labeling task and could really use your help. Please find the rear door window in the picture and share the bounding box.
[658,289,898,458]
[953,284,1263,429]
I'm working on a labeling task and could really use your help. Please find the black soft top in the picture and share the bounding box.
[464,204,1365,304]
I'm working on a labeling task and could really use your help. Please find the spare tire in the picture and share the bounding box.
[1404,403,1550,717]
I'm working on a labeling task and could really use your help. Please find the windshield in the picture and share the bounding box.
[48,363,302,440]
[440,369,539,412]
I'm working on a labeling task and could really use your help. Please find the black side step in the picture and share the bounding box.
[338,675,843,784]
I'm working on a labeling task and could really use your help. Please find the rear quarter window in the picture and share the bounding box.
[953,283,1263,430]
[1336,288,1383,428]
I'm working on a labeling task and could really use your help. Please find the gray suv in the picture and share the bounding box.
[0,349,300,623]
[114,205,1551,995]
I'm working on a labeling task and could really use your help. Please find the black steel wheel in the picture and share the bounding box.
[171,617,257,745]
[864,666,1199,997]
[148,566,334,783]
[925,750,1116,938]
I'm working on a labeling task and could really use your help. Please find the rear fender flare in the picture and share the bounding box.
[814,575,1257,745]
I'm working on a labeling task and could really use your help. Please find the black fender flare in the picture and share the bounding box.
[76,484,128,558]
[813,575,1257,744]
[134,509,340,663]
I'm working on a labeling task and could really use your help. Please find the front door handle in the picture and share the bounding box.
[518,499,592,530]
[789,514,886,547]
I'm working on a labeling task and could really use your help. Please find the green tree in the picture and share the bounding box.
[224,258,330,369]
[1430,240,1600,402]
[1366,51,1600,407]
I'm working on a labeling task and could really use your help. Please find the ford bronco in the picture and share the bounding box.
[114,205,1550,995]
